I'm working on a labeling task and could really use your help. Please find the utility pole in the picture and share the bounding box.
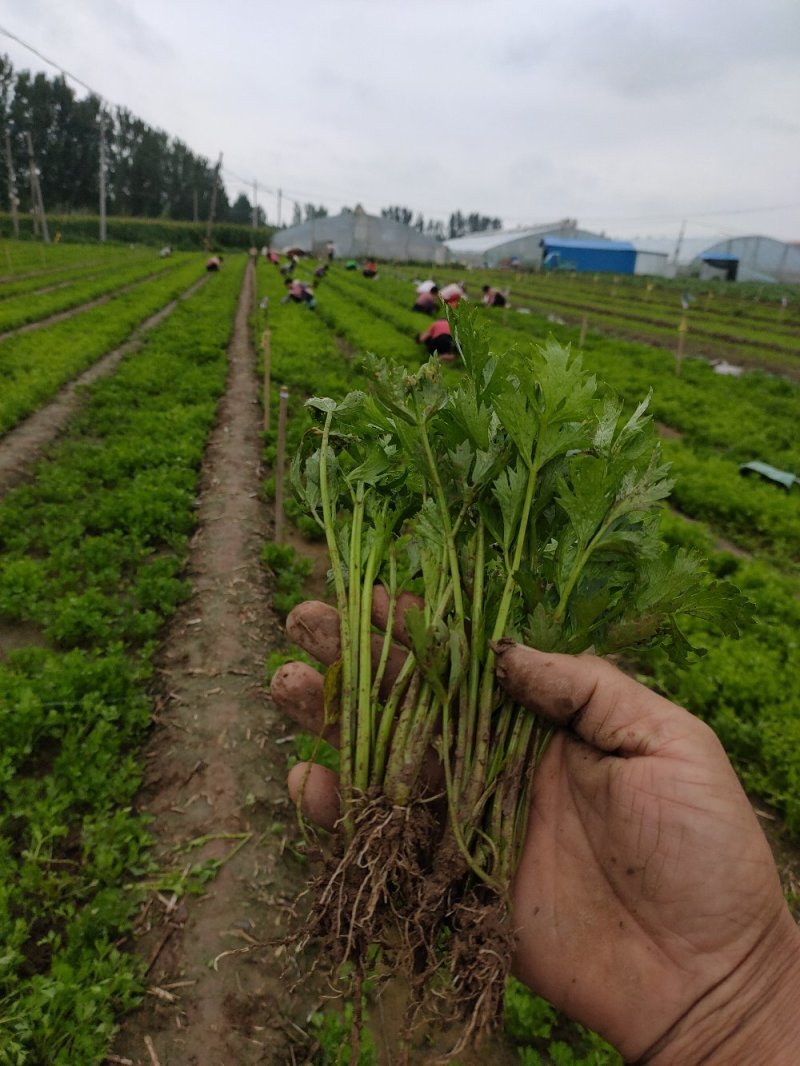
[4,129,20,238]
[25,131,50,243]
[192,186,198,223]
[672,219,686,267]
[252,178,258,233]
[27,132,39,238]
[98,111,107,243]
[206,152,222,241]
[277,187,282,228]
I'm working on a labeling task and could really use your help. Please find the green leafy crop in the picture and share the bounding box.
[290,311,752,1054]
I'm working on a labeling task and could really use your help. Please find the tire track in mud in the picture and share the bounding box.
[0,276,209,496]
[111,258,317,1066]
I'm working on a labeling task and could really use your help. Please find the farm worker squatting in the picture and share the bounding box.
[482,285,507,307]
[412,286,439,314]
[282,278,317,309]
[439,282,467,308]
[416,319,454,361]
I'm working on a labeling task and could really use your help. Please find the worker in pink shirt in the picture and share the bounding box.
[281,278,316,308]
[416,319,455,361]
[412,286,439,314]
[482,285,507,307]
[439,282,467,308]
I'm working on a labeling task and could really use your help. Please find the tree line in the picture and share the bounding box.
[380,205,503,241]
[0,56,266,226]
[0,56,503,239]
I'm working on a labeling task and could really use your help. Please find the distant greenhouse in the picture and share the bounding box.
[444,219,601,267]
[271,205,451,264]
[690,236,800,283]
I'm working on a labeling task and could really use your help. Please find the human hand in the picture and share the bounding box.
[494,642,800,1063]
[271,600,800,1064]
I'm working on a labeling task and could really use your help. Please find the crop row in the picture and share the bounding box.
[0,260,244,1063]
[258,261,800,834]
[0,254,193,334]
[0,239,116,278]
[325,268,800,565]
[0,258,206,436]
[440,264,800,331]
[503,273,800,340]
[328,265,800,463]
[389,263,800,375]
[0,246,152,302]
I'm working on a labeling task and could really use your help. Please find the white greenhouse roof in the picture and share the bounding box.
[630,235,729,265]
[444,221,583,255]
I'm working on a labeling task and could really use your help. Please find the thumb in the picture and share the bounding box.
[493,640,707,759]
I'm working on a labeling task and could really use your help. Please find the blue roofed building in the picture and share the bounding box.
[541,237,637,274]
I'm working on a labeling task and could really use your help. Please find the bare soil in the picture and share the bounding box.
[110,260,319,1065]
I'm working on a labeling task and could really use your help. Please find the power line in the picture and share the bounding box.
[0,24,106,103]
[3,25,798,234]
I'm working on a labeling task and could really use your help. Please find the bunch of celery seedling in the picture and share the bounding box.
[290,314,748,1054]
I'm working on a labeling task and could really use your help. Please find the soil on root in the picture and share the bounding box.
[293,793,516,1064]
[110,259,320,1065]
[294,794,439,971]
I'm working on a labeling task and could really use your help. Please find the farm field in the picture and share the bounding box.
[0,241,798,1064]
[424,266,800,379]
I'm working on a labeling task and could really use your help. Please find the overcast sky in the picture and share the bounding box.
[1,0,799,242]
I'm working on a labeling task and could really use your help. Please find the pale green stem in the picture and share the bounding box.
[347,484,365,796]
[418,419,464,623]
[369,547,397,709]
[354,518,382,792]
[318,414,353,835]
[467,433,546,818]
[458,520,485,792]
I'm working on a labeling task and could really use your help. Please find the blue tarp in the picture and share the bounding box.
[540,237,637,274]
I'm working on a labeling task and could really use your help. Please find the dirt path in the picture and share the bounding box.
[0,276,208,496]
[111,260,316,1065]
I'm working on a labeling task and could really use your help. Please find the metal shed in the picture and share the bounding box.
[633,250,670,277]
[541,237,637,274]
[271,205,450,264]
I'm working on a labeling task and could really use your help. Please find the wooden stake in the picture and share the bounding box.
[262,329,272,433]
[579,313,588,349]
[25,132,49,243]
[98,111,108,243]
[206,151,222,241]
[676,313,688,375]
[274,387,289,544]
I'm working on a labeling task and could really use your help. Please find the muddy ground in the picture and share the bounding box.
[110,260,319,1065]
